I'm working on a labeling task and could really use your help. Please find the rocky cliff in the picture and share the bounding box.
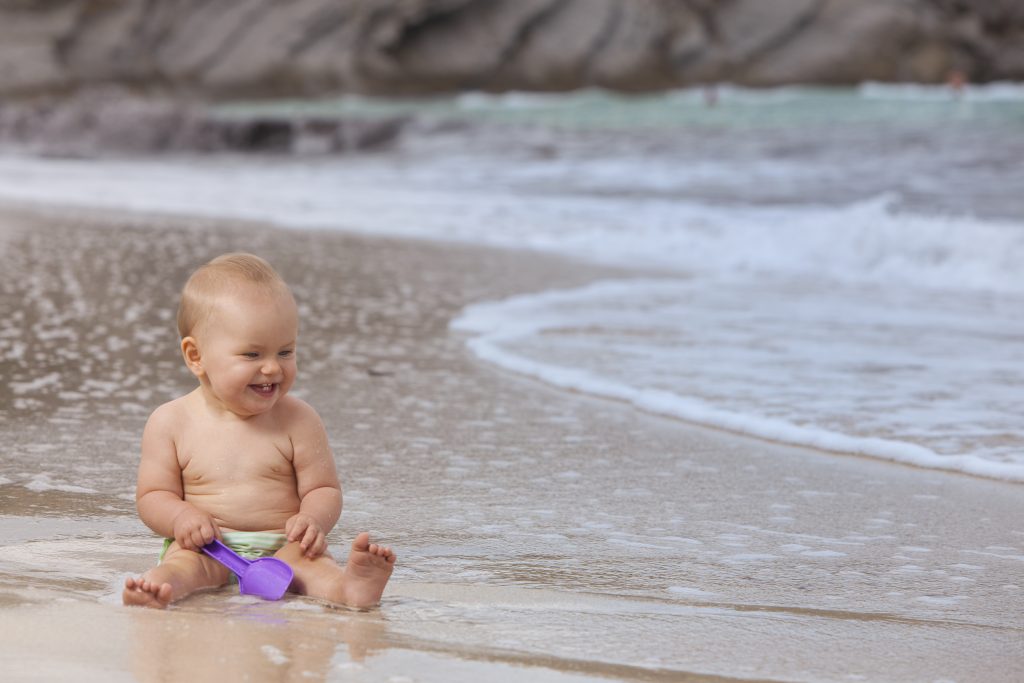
[0,0,1022,100]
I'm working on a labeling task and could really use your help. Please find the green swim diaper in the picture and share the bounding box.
[159,531,288,564]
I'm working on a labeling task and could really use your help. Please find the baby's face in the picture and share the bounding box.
[194,286,299,417]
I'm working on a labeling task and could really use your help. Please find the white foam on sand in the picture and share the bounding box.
[23,473,96,494]
[451,279,1024,482]
[667,586,719,598]
[11,372,62,394]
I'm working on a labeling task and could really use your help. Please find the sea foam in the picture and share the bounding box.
[452,278,1024,482]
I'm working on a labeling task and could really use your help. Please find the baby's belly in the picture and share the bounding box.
[185,485,300,533]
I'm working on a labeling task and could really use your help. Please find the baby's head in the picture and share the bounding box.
[177,253,294,340]
[177,253,299,416]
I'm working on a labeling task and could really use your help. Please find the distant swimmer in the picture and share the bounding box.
[947,69,967,99]
[703,84,719,107]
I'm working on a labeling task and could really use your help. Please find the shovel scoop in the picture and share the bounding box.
[202,539,294,600]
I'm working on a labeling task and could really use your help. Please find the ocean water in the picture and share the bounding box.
[2,85,1024,681]
[2,85,1022,482]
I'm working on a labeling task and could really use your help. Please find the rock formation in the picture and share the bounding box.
[0,0,1021,100]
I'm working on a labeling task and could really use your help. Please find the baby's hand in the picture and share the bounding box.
[285,513,328,558]
[171,506,220,552]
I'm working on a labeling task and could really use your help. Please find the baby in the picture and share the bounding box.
[123,252,395,609]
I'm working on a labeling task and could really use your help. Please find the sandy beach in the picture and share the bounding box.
[1,204,1022,682]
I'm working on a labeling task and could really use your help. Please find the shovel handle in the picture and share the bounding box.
[201,539,251,576]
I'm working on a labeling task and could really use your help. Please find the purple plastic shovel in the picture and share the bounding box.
[201,539,294,600]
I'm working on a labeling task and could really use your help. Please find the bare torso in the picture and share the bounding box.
[172,390,304,532]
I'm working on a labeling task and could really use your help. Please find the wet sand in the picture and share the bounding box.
[0,205,1022,682]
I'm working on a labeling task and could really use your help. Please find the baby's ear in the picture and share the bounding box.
[181,337,204,377]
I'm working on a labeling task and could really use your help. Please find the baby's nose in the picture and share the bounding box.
[261,358,281,376]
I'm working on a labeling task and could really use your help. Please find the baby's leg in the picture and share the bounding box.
[123,543,230,608]
[277,532,395,609]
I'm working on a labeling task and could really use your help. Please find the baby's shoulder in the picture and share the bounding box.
[273,396,329,452]
[275,394,323,425]
[145,393,195,432]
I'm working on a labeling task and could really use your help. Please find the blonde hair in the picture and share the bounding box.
[176,252,292,338]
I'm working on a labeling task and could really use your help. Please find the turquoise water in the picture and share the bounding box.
[215,84,1024,130]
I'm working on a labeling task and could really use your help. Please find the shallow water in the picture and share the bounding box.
[453,276,1024,480]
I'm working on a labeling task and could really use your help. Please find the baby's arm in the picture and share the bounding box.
[135,403,220,551]
[285,399,342,558]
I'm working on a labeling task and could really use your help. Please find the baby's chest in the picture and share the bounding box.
[178,425,294,485]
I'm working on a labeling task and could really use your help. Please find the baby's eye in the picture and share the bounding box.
[278,349,294,358]
[242,352,260,359]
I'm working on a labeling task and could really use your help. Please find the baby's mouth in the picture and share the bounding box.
[249,383,277,398]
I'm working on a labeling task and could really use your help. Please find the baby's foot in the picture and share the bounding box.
[122,575,173,609]
[340,532,395,608]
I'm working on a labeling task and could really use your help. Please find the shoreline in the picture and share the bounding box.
[454,296,1024,485]
[1,204,1022,681]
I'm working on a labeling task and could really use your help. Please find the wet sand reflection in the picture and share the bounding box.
[129,593,389,682]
